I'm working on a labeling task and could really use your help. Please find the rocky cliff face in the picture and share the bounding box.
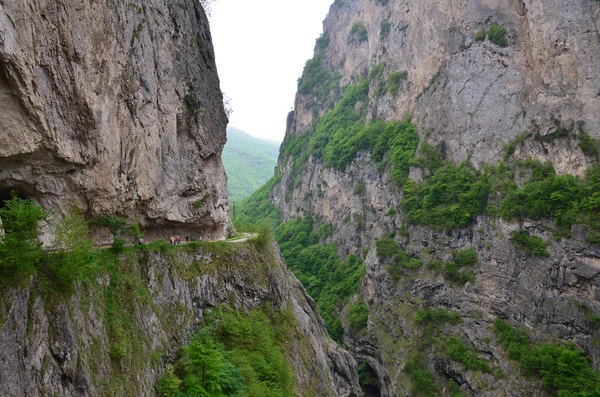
[0,241,361,396]
[290,0,600,173]
[269,0,600,395]
[0,2,366,396]
[0,0,230,240]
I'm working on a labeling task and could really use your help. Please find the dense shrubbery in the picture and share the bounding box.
[442,262,476,285]
[405,355,437,397]
[93,214,141,251]
[158,306,293,397]
[494,319,600,396]
[488,24,508,46]
[454,248,477,267]
[441,336,491,372]
[475,23,508,47]
[388,71,407,96]
[580,132,600,159]
[46,211,100,293]
[280,78,418,192]
[0,195,46,283]
[500,161,600,240]
[403,162,490,229]
[375,236,398,259]
[312,80,369,162]
[426,249,478,286]
[348,301,369,330]
[315,31,330,51]
[372,120,419,184]
[510,230,549,256]
[402,145,600,237]
[390,249,422,275]
[233,176,282,231]
[0,195,99,292]
[375,237,421,279]
[236,184,366,343]
[275,216,365,343]
[348,21,368,43]
[297,52,341,106]
[415,307,462,334]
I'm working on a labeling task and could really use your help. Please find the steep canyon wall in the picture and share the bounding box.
[268,0,600,395]
[0,0,230,240]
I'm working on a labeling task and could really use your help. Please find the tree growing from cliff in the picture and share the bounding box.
[92,215,141,251]
[157,306,293,396]
[48,210,98,293]
[0,194,46,282]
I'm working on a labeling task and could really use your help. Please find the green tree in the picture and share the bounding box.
[0,194,46,282]
[47,210,97,292]
[348,301,369,330]
[157,365,182,397]
[93,215,141,250]
[182,329,241,396]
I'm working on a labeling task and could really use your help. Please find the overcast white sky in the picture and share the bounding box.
[208,0,332,142]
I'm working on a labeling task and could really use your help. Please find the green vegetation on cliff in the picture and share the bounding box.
[499,160,600,240]
[0,195,99,292]
[281,77,418,193]
[0,195,47,283]
[236,194,365,344]
[222,127,280,203]
[403,162,490,229]
[475,23,508,47]
[297,50,341,109]
[158,306,293,397]
[403,141,600,238]
[509,230,550,256]
[494,319,600,396]
[0,209,313,396]
[275,216,365,343]
[348,21,368,43]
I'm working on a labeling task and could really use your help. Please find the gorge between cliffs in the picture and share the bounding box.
[2,0,600,396]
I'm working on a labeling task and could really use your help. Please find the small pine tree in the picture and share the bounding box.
[0,194,46,282]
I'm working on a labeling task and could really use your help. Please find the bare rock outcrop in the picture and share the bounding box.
[0,0,230,240]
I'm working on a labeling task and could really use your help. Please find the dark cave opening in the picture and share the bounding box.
[359,361,382,397]
[0,188,30,209]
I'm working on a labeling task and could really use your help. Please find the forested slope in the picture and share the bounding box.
[223,127,280,203]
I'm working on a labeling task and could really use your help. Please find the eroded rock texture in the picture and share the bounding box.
[290,0,600,174]
[0,0,230,240]
[272,0,600,395]
[0,242,361,396]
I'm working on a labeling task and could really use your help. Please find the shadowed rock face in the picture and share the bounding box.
[0,0,230,240]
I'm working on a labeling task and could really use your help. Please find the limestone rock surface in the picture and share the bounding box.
[0,0,230,240]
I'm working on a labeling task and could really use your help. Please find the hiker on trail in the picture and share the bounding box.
[170,235,175,245]
[185,236,190,244]
[176,235,181,245]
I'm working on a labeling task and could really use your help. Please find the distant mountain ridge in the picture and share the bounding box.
[222,127,280,203]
